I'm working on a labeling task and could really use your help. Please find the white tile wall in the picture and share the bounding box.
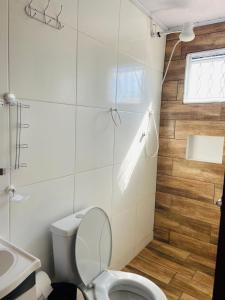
[10,175,74,274]
[75,166,112,216]
[11,100,75,187]
[77,33,117,109]
[146,22,166,73]
[9,0,77,104]
[117,53,148,112]
[0,1,9,240]
[119,0,148,64]
[78,0,120,47]
[114,111,147,164]
[0,0,165,277]
[0,108,10,240]
[76,106,114,172]
[111,207,136,269]
[0,0,8,98]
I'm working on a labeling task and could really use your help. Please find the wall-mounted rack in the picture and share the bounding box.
[25,0,64,30]
[15,102,30,170]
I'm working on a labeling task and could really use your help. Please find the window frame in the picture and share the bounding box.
[183,48,225,104]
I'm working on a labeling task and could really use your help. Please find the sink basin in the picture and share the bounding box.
[0,249,15,276]
[0,237,41,298]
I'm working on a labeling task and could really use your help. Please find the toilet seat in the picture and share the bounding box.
[70,207,166,300]
[93,270,167,300]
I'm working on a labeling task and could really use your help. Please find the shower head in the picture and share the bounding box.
[179,23,195,42]
[154,22,195,42]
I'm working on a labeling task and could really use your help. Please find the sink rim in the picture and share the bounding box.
[0,247,17,278]
[0,237,41,299]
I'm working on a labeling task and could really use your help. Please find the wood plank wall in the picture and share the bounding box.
[154,22,225,263]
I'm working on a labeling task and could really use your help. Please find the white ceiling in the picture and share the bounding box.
[134,0,225,30]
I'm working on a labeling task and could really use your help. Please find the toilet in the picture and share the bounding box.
[50,207,167,300]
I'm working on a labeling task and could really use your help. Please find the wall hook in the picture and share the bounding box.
[26,0,36,17]
[56,4,63,21]
[43,0,51,24]
[56,5,64,29]
[25,0,64,30]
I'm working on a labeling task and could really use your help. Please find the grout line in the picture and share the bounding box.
[76,164,114,175]
[176,80,179,101]
[13,173,75,189]
[73,0,79,213]
[173,119,176,139]
[110,0,122,220]
[7,0,12,242]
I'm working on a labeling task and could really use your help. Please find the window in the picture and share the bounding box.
[184,48,225,103]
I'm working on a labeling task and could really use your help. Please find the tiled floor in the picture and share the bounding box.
[124,239,215,300]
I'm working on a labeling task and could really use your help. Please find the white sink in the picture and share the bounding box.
[0,237,41,298]
[0,249,15,276]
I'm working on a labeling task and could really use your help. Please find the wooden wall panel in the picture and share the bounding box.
[172,159,225,184]
[156,192,220,227]
[165,39,182,60]
[175,120,225,139]
[159,138,186,159]
[157,175,214,203]
[158,156,173,175]
[162,81,178,101]
[161,102,222,120]
[182,31,225,56]
[155,210,211,242]
[170,232,217,260]
[160,120,175,138]
[164,60,185,81]
[155,22,225,264]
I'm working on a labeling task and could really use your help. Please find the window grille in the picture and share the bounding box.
[184,48,225,103]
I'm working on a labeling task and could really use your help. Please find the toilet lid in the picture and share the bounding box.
[74,207,112,287]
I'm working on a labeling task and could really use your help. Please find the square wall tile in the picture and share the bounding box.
[114,111,148,165]
[46,0,78,30]
[78,0,120,47]
[0,0,8,97]
[111,207,136,269]
[77,33,117,109]
[112,156,156,216]
[146,22,166,72]
[9,0,77,104]
[119,0,148,63]
[145,68,163,114]
[0,192,9,240]
[11,100,75,187]
[10,175,74,274]
[135,194,155,250]
[117,53,148,113]
[76,107,114,172]
[0,108,10,240]
[75,166,112,217]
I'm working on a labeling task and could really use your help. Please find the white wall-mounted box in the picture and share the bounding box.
[186,135,224,164]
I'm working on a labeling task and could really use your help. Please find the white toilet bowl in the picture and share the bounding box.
[50,207,167,300]
[92,270,166,300]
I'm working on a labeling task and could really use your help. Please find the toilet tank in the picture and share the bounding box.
[50,207,92,284]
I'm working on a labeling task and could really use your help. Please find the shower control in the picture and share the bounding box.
[0,168,6,175]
